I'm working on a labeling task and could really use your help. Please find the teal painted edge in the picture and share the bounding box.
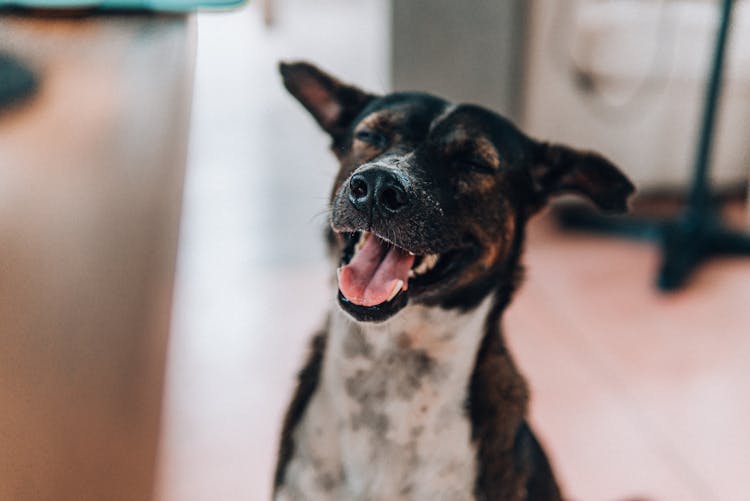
[0,0,246,11]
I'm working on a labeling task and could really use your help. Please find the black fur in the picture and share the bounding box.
[274,328,328,489]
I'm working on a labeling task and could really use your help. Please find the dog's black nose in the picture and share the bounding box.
[349,168,409,215]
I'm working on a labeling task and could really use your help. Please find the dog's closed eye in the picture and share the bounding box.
[455,158,496,175]
[354,129,388,149]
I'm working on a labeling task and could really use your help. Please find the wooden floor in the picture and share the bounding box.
[506,213,750,501]
[1,15,193,501]
[156,3,750,500]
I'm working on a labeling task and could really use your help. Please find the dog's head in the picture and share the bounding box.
[281,62,634,323]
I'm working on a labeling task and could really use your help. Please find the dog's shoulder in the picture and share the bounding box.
[467,321,562,500]
[274,323,328,491]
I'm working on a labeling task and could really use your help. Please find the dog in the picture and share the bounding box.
[273,61,634,501]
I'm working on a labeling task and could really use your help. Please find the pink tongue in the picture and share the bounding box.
[338,236,415,307]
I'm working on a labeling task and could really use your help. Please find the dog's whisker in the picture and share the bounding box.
[307,208,332,224]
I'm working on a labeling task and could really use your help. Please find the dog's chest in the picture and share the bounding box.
[278,299,491,501]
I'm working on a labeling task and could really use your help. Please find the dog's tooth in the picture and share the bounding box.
[413,260,429,276]
[387,280,403,302]
[411,254,439,276]
[423,254,439,270]
[336,267,343,284]
[408,269,415,279]
[408,251,415,256]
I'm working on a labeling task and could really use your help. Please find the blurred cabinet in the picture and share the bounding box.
[0,13,194,501]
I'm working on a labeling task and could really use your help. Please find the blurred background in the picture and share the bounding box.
[2,0,749,500]
[157,1,750,500]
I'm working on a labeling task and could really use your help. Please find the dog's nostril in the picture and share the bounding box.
[350,175,369,200]
[353,183,367,199]
[348,174,372,212]
[379,186,407,212]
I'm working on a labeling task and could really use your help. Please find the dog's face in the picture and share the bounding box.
[281,62,634,323]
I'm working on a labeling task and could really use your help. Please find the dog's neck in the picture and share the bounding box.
[323,294,495,432]
[327,294,493,374]
[310,296,495,498]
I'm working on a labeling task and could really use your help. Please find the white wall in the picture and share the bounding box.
[524,0,750,190]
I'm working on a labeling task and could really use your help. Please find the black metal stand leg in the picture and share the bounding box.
[555,0,750,292]
[658,216,710,290]
[712,227,750,254]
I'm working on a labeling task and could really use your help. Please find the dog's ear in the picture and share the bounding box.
[527,141,635,214]
[279,61,375,140]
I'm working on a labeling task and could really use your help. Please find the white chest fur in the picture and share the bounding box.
[276,296,493,501]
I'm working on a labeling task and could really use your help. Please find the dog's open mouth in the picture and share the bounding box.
[336,231,467,321]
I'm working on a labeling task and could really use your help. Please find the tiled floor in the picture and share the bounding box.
[505,216,750,501]
[156,2,750,500]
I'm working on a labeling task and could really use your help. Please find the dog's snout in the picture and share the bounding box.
[348,168,409,215]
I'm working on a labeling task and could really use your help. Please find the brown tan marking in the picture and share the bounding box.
[354,109,406,136]
[473,136,500,170]
[441,127,501,170]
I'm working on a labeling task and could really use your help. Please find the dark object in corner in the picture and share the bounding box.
[555,0,750,292]
[0,52,38,112]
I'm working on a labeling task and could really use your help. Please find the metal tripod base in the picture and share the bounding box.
[553,0,749,292]
[556,205,750,291]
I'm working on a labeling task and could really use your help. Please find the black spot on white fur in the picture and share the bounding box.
[342,325,373,359]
